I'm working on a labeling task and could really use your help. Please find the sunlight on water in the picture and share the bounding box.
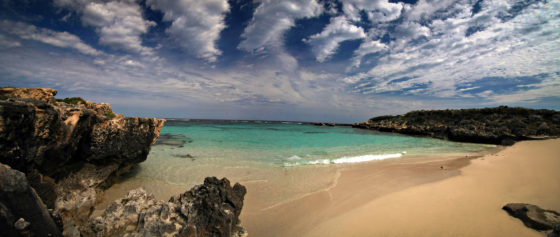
[100,120,495,211]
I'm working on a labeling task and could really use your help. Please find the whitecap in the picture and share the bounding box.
[332,153,403,164]
[286,155,302,161]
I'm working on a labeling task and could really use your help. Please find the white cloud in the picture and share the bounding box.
[0,34,21,48]
[342,0,404,22]
[305,16,366,62]
[344,0,560,104]
[54,0,155,55]
[0,20,100,55]
[238,0,323,52]
[146,0,230,62]
[350,38,388,68]
[81,1,155,55]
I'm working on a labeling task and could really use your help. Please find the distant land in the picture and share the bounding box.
[353,106,560,145]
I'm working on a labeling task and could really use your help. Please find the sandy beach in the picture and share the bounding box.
[241,139,560,236]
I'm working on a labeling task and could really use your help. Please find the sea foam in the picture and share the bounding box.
[283,152,404,167]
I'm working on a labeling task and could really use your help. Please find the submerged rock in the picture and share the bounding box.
[154,133,193,147]
[83,177,247,237]
[503,203,560,231]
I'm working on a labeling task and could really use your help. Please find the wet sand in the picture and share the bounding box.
[240,155,476,236]
[96,139,558,236]
[303,139,560,237]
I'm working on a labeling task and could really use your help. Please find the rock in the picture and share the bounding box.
[0,88,165,235]
[355,107,560,145]
[0,87,57,103]
[550,225,560,237]
[14,218,30,230]
[83,177,247,237]
[0,88,248,236]
[154,133,193,147]
[503,203,560,231]
[0,163,61,236]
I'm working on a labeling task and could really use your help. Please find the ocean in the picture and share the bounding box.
[98,119,496,214]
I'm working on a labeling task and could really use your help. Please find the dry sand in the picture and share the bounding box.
[241,139,560,236]
[306,139,560,237]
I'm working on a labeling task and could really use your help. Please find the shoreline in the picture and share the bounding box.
[302,138,560,236]
[240,154,481,236]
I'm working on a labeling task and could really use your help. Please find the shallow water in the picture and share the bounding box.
[98,120,496,213]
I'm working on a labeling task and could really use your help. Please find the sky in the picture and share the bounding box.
[0,0,558,123]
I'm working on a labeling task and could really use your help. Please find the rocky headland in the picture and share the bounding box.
[0,88,246,236]
[353,106,560,145]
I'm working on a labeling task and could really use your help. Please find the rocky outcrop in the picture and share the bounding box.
[503,203,560,232]
[0,163,61,237]
[83,177,247,237]
[0,88,165,235]
[354,106,560,145]
[0,87,57,103]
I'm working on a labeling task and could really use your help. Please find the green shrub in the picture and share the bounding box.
[56,97,86,105]
[105,111,116,119]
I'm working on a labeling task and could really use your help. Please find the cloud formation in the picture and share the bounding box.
[345,0,560,101]
[238,0,323,52]
[0,20,100,55]
[1,0,559,122]
[55,0,155,55]
[305,16,366,62]
[147,0,230,62]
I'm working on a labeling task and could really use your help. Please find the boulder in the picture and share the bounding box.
[503,203,560,231]
[0,163,61,237]
[83,177,247,237]
[0,88,165,235]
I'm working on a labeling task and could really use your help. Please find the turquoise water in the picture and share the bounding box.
[153,120,492,166]
[99,119,496,212]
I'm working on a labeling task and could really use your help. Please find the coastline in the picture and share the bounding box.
[239,153,485,236]
[303,138,560,236]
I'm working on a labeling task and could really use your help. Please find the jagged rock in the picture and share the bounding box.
[0,87,57,102]
[503,203,560,231]
[355,106,560,145]
[0,88,165,235]
[0,163,61,237]
[0,88,248,237]
[549,224,560,237]
[83,177,247,237]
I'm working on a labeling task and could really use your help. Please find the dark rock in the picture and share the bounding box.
[503,203,560,231]
[549,224,560,237]
[0,163,61,236]
[83,177,247,237]
[154,133,193,147]
[355,107,560,145]
[174,154,195,159]
[0,88,165,235]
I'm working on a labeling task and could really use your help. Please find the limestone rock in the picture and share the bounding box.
[83,177,247,237]
[0,163,61,236]
[354,106,560,145]
[0,88,165,235]
[503,203,560,231]
[0,87,57,103]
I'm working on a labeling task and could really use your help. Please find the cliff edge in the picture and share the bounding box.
[0,88,246,237]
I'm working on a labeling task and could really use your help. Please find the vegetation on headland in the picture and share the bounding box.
[55,97,86,105]
[354,106,560,145]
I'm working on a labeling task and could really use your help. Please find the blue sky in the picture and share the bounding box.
[0,0,558,123]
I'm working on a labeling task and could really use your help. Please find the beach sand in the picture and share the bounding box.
[241,139,560,236]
